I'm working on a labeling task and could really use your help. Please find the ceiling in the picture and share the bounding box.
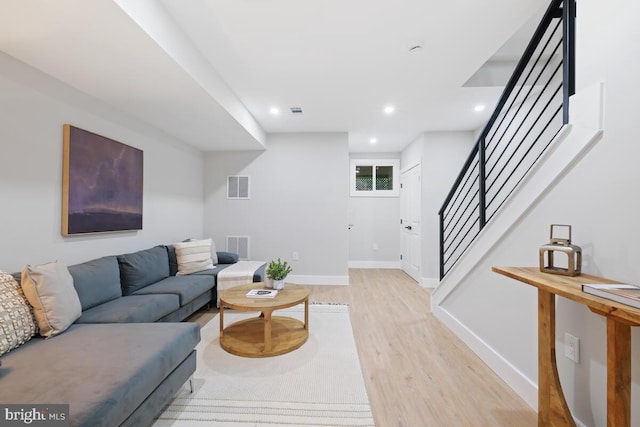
[0,0,546,152]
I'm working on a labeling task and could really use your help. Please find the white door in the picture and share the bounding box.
[400,165,421,282]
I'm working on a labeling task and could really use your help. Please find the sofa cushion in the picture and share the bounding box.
[131,275,214,306]
[117,246,170,295]
[74,294,180,324]
[173,239,215,275]
[0,322,200,427]
[68,256,122,311]
[0,271,37,355]
[21,261,82,338]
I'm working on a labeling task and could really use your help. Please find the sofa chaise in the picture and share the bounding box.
[0,242,264,427]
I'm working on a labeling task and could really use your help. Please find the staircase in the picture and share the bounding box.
[438,0,575,280]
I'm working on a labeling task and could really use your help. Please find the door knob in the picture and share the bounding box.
[404,225,412,230]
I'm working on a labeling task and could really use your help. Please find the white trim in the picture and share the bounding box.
[432,304,538,410]
[348,261,401,269]
[350,158,400,197]
[401,161,421,174]
[287,274,349,286]
[420,277,439,288]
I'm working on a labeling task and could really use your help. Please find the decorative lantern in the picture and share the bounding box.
[539,224,582,276]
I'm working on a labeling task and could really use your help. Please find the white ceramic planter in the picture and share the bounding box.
[264,277,274,288]
[273,279,285,290]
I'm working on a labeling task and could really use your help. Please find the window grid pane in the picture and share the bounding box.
[355,166,373,191]
[375,166,393,190]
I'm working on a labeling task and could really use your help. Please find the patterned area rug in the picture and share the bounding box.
[153,304,374,426]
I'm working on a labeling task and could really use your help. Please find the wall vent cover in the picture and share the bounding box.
[227,176,250,199]
[226,236,250,260]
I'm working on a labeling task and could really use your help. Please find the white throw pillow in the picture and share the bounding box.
[21,261,82,338]
[174,239,215,275]
[0,271,38,355]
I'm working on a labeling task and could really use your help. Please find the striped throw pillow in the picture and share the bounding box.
[174,239,215,275]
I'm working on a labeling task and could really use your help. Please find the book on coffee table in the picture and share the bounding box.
[246,289,278,298]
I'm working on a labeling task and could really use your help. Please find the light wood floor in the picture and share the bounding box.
[190,269,536,426]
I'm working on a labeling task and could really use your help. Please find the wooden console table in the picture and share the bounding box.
[493,267,640,427]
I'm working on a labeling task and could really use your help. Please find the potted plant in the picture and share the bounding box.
[266,258,293,290]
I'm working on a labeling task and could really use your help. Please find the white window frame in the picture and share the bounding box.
[350,159,400,197]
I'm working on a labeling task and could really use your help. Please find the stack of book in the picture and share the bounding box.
[582,283,640,309]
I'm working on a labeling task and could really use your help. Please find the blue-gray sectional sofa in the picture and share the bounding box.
[0,244,265,427]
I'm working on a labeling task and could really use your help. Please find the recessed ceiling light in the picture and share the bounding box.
[383,105,395,115]
[369,138,378,144]
[270,107,280,115]
[474,105,486,112]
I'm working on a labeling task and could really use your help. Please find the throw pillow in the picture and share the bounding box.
[217,251,239,264]
[173,239,215,275]
[0,271,38,356]
[21,261,82,338]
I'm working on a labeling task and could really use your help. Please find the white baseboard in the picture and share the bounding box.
[348,261,401,269]
[287,274,349,286]
[420,277,439,288]
[432,303,538,410]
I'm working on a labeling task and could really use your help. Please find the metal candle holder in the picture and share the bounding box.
[539,224,582,276]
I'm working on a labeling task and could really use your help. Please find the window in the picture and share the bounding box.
[350,159,399,197]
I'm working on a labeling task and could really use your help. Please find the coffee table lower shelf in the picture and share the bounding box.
[220,315,308,358]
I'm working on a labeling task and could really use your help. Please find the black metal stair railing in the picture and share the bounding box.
[438,0,575,279]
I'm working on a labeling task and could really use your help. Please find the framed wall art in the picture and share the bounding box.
[62,124,143,235]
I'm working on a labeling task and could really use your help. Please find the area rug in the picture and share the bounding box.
[153,304,375,427]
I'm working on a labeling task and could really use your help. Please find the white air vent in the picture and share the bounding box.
[227,236,250,260]
[290,107,303,114]
[227,176,250,199]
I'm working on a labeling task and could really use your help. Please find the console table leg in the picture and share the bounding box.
[538,289,576,427]
[607,318,631,427]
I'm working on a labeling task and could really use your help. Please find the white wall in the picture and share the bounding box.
[348,152,401,268]
[203,133,349,284]
[438,0,640,424]
[401,131,475,284]
[0,53,204,272]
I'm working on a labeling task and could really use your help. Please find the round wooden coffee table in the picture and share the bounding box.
[219,282,309,357]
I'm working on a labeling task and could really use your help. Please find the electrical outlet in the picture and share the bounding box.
[565,333,580,363]
[373,243,379,250]
[292,251,299,261]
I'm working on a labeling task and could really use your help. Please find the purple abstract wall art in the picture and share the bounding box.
[62,125,143,235]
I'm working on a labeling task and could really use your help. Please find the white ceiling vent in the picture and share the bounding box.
[290,107,303,114]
